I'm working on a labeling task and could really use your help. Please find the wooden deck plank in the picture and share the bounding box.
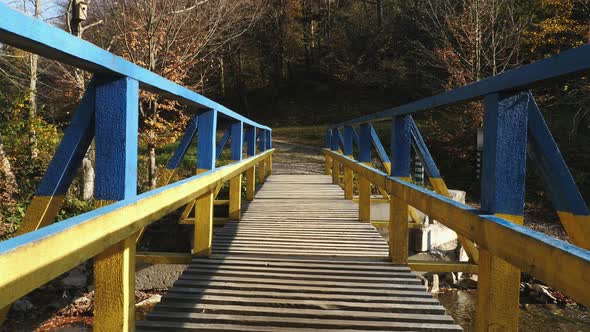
[141,174,461,331]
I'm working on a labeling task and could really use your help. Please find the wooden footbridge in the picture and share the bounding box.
[1,4,590,332]
[137,175,461,331]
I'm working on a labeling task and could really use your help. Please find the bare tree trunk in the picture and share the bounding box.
[377,0,383,28]
[28,0,41,160]
[82,144,94,200]
[220,56,226,96]
[148,143,157,189]
[0,132,17,188]
[67,0,95,200]
[147,100,158,189]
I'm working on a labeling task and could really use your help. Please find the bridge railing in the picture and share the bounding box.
[0,4,273,330]
[325,45,590,330]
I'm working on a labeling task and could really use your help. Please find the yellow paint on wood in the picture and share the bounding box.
[390,195,409,264]
[193,191,213,257]
[371,220,423,229]
[344,166,354,200]
[0,150,274,310]
[135,252,192,264]
[557,211,590,250]
[475,213,523,332]
[214,199,229,206]
[93,233,136,332]
[331,159,340,184]
[408,260,479,273]
[16,195,65,236]
[358,173,371,223]
[246,166,255,201]
[258,161,266,183]
[267,154,273,175]
[322,149,590,308]
[229,174,242,220]
[325,155,332,175]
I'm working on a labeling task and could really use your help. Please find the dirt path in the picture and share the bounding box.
[271,139,325,175]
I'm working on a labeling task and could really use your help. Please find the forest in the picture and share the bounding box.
[0,0,589,238]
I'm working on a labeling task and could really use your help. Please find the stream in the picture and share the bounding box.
[437,290,590,331]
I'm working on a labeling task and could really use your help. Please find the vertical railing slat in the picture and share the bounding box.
[476,92,529,331]
[93,76,139,332]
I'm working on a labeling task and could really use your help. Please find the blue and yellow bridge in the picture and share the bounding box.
[0,4,589,332]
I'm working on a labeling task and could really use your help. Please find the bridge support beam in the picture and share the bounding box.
[476,92,529,331]
[92,76,139,332]
[193,110,217,257]
[257,129,267,184]
[229,122,243,220]
[343,126,355,200]
[390,194,409,264]
[245,127,256,201]
[358,124,372,222]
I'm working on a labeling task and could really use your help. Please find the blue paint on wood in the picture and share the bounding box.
[369,125,391,165]
[527,94,589,215]
[0,4,270,131]
[215,128,231,160]
[94,76,139,201]
[266,130,272,149]
[352,128,360,148]
[359,124,372,163]
[331,128,340,151]
[37,81,96,196]
[258,129,267,152]
[390,116,411,177]
[230,122,244,161]
[197,110,217,171]
[0,153,271,255]
[481,92,529,216]
[246,127,256,157]
[167,116,198,169]
[408,116,441,179]
[343,126,354,156]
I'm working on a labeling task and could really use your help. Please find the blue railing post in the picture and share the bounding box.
[330,128,341,184]
[257,129,267,183]
[245,127,257,201]
[196,110,217,174]
[358,124,372,222]
[229,121,244,220]
[194,109,217,258]
[331,128,340,152]
[92,76,139,330]
[342,126,355,200]
[477,92,529,330]
[389,115,411,264]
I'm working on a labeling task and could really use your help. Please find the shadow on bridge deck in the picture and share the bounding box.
[137,175,462,331]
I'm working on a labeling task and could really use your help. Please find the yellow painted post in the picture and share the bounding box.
[257,160,266,183]
[94,233,137,332]
[193,190,214,257]
[229,174,242,220]
[325,155,332,175]
[358,175,371,222]
[246,166,255,201]
[332,159,339,184]
[344,166,353,200]
[476,215,523,331]
[267,154,273,176]
[389,195,409,264]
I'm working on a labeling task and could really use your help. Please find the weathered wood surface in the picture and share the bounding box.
[138,175,461,331]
